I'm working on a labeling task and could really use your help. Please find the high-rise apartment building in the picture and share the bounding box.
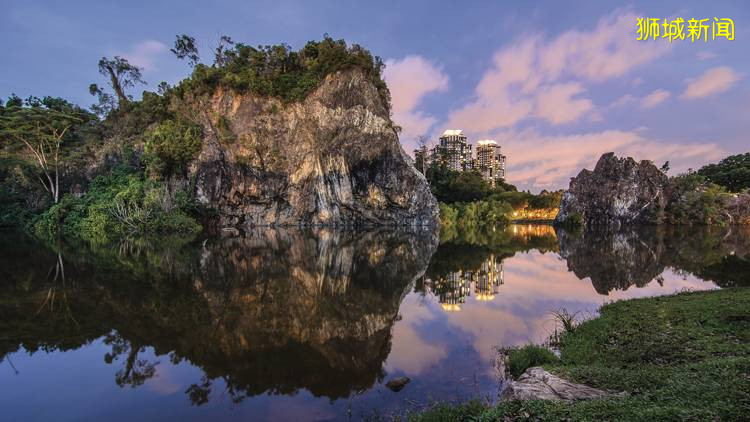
[412,130,507,181]
[435,129,473,171]
[475,140,506,185]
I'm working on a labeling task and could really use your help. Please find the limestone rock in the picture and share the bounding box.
[500,367,622,402]
[555,152,668,229]
[186,69,438,229]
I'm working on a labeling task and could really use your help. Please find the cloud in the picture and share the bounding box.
[534,82,594,124]
[696,50,717,61]
[383,56,449,150]
[682,67,740,99]
[641,89,671,108]
[446,11,671,131]
[609,94,636,108]
[495,129,723,189]
[119,40,168,72]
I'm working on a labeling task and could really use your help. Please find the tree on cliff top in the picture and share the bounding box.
[177,35,390,107]
[97,56,146,108]
[171,34,200,67]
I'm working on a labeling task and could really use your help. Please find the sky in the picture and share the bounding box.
[1,1,748,191]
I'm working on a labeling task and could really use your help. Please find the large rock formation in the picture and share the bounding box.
[185,69,438,229]
[555,153,668,228]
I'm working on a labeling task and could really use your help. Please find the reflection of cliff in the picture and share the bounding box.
[557,228,665,295]
[557,226,750,294]
[0,227,437,402]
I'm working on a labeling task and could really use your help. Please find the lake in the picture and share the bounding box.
[1,224,747,421]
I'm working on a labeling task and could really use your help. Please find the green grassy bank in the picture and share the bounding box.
[409,288,750,421]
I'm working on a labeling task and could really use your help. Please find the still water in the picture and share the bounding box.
[1,224,748,421]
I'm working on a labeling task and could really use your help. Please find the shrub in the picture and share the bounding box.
[144,119,202,177]
[666,173,730,225]
[33,166,201,243]
[505,345,558,378]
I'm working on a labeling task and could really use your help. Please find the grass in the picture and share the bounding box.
[504,345,558,378]
[409,288,750,421]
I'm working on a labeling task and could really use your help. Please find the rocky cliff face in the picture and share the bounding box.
[184,69,437,229]
[555,153,668,228]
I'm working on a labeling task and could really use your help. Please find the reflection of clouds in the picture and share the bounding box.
[385,296,447,376]
[265,394,336,421]
[390,250,718,379]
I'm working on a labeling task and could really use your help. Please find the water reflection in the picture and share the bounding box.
[0,224,748,420]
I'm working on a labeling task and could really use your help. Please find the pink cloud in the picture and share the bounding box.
[446,11,671,131]
[384,56,449,149]
[118,40,167,71]
[534,82,593,124]
[682,66,740,99]
[641,89,671,108]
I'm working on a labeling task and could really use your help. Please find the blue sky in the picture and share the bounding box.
[2,1,748,191]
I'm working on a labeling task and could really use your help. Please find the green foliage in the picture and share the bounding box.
[697,152,750,192]
[33,166,201,243]
[216,115,235,143]
[144,119,202,177]
[666,173,729,225]
[505,345,559,378]
[428,166,491,203]
[176,36,390,107]
[439,200,512,230]
[102,89,173,139]
[558,211,583,227]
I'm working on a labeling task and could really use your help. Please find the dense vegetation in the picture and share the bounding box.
[697,152,750,193]
[176,35,390,106]
[427,163,562,228]
[411,288,750,421]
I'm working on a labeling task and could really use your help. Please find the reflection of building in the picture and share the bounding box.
[475,140,506,186]
[473,254,504,301]
[424,254,506,311]
[434,271,469,311]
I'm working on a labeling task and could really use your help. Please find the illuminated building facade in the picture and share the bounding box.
[434,129,473,172]
[475,140,507,186]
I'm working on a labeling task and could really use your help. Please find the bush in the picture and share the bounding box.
[505,345,558,378]
[666,173,730,225]
[144,119,202,177]
[33,166,201,243]
[438,200,512,230]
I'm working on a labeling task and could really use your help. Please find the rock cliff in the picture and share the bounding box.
[555,152,668,228]
[184,69,437,229]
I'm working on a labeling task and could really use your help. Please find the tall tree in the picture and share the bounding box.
[88,83,116,118]
[171,34,200,66]
[214,35,234,67]
[0,101,88,203]
[97,56,145,107]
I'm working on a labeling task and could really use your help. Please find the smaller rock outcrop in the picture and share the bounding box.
[555,153,668,229]
[500,367,622,402]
